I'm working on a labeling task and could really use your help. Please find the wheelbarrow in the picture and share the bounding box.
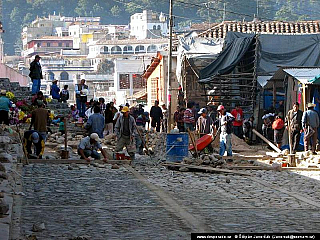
[188,127,220,157]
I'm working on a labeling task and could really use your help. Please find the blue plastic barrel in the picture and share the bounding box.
[166,133,189,162]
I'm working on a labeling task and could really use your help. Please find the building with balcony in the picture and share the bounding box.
[22,36,73,58]
[130,10,168,40]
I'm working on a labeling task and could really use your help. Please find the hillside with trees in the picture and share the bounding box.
[2,0,320,54]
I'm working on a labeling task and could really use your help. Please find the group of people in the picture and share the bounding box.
[262,101,320,154]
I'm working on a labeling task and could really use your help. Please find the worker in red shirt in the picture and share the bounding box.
[231,103,244,139]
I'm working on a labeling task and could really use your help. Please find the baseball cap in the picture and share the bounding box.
[198,108,207,114]
[217,105,225,111]
[121,106,130,113]
[90,133,100,142]
[31,132,39,143]
[35,55,41,59]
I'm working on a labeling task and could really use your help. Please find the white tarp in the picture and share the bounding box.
[176,33,224,85]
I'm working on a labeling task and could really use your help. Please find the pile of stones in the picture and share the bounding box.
[183,154,225,168]
[0,78,30,101]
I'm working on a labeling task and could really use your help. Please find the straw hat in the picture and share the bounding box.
[307,103,316,108]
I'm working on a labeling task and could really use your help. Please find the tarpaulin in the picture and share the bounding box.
[199,32,320,83]
[199,32,255,82]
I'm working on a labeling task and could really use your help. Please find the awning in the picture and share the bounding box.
[283,68,320,84]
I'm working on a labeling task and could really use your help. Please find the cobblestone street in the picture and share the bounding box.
[11,161,320,239]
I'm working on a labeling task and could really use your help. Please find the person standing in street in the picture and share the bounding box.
[85,106,105,138]
[104,103,114,135]
[114,106,137,161]
[29,100,49,142]
[29,55,43,95]
[196,108,214,135]
[231,103,244,139]
[183,102,195,131]
[302,103,319,154]
[60,85,69,103]
[150,100,163,132]
[75,79,88,117]
[51,79,60,100]
[77,133,108,162]
[0,90,12,125]
[272,114,285,149]
[285,102,303,153]
[161,103,168,132]
[99,98,106,116]
[216,105,234,158]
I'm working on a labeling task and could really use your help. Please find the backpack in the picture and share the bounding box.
[272,118,284,130]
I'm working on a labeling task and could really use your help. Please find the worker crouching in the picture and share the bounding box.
[23,130,45,159]
[114,106,137,161]
[77,133,108,162]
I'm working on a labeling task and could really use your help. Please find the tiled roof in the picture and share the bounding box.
[198,20,320,38]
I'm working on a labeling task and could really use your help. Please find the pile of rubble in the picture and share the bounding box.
[183,154,225,168]
[0,78,30,101]
[0,125,24,163]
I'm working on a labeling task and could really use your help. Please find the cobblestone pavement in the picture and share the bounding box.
[17,164,191,239]
[133,164,320,233]
[15,162,320,239]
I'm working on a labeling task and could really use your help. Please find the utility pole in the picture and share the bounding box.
[256,0,259,19]
[223,3,226,22]
[167,0,173,132]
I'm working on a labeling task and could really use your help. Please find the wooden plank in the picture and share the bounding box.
[162,162,253,176]
[28,159,131,165]
[282,167,320,171]
[252,129,282,153]
[225,165,274,170]
[221,155,271,160]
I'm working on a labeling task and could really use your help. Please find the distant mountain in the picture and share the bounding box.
[2,0,320,55]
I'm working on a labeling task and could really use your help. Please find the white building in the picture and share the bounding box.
[113,58,149,105]
[130,10,168,40]
[87,38,168,70]
[80,73,115,103]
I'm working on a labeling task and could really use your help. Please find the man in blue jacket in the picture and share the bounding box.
[51,79,60,100]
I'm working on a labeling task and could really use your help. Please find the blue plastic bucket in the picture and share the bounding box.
[166,133,189,162]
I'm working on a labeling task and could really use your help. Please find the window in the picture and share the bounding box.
[135,45,145,53]
[111,46,122,54]
[37,43,41,47]
[100,46,109,54]
[66,43,70,47]
[157,25,161,30]
[123,45,133,54]
[60,71,69,80]
[151,77,158,102]
[58,42,62,47]
[132,74,145,89]
[147,45,157,53]
[153,25,156,30]
[119,74,130,89]
[47,42,51,47]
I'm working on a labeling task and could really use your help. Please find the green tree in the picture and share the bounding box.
[111,6,121,17]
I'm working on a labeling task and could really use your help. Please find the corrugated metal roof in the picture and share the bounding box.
[283,68,320,84]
